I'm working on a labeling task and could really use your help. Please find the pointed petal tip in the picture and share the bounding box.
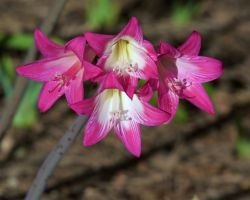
[15,66,22,75]
[131,150,141,157]
[191,30,201,37]
[206,106,215,115]
[125,143,141,158]
[83,138,94,147]
[38,103,49,113]
[178,31,202,56]
[34,28,42,36]
[34,28,63,57]
[129,16,139,24]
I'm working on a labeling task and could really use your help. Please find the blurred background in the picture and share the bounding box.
[0,0,250,199]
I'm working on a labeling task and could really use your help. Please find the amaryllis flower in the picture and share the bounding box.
[85,17,158,98]
[156,31,223,120]
[71,74,170,157]
[16,29,102,112]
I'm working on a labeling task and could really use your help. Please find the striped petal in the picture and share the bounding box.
[183,83,215,114]
[114,121,141,157]
[38,81,64,112]
[85,32,114,56]
[65,69,84,105]
[177,31,201,56]
[16,54,77,82]
[176,56,223,83]
[34,29,63,57]
[116,17,143,42]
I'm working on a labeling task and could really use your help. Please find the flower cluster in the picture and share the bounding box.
[16,17,223,157]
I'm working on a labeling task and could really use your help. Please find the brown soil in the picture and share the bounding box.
[0,0,250,199]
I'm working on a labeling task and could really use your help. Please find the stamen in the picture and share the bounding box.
[126,63,138,73]
[109,38,140,76]
[49,73,71,93]
[168,78,192,96]
[109,109,131,126]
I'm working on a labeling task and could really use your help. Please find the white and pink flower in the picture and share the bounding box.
[71,75,170,157]
[85,17,158,98]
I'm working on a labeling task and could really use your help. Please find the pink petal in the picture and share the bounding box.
[137,82,153,102]
[143,40,157,61]
[38,81,65,112]
[34,29,63,57]
[16,54,77,82]
[70,96,96,115]
[128,51,158,80]
[117,76,138,99]
[142,54,159,79]
[176,56,223,83]
[116,17,143,42]
[114,121,141,157]
[148,79,159,91]
[98,72,124,92]
[158,90,179,121]
[83,61,103,81]
[85,32,114,56]
[83,112,111,146]
[84,44,97,63]
[159,42,181,58]
[136,100,171,125]
[65,36,86,63]
[157,54,178,79]
[177,31,201,56]
[182,83,215,114]
[65,69,84,105]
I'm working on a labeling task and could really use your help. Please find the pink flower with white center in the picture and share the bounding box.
[71,74,170,157]
[156,31,223,120]
[16,29,102,112]
[85,17,158,98]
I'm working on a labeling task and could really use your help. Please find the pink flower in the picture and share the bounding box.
[71,74,170,157]
[85,17,158,98]
[156,31,223,120]
[16,29,102,112]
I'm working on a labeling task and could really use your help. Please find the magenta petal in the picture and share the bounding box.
[142,55,159,79]
[83,61,103,81]
[83,114,111,146]
[183,83,215,114]
[117,76,138,99]
[143,40,157,61]
[159,42,181,58]
[84,44,97,63]
[38,81,64,112]
[16,55,76,82]
[65,69,84,105]
[98,72,124,92]
[85,32,114,56]
[114,121,141,157]
[70,96,95,115]
[137,82,153,102]
[116,17,143,42]
[158,91,179,121]
[129,52,158,80]
[137,101,171,125]
[34,29,63,57]
[65,36,86,63]
[148,79,159,91]
[176,56,223,83]
[177,31,201,56]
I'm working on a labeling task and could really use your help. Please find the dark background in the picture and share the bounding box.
[0,0,250,199]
